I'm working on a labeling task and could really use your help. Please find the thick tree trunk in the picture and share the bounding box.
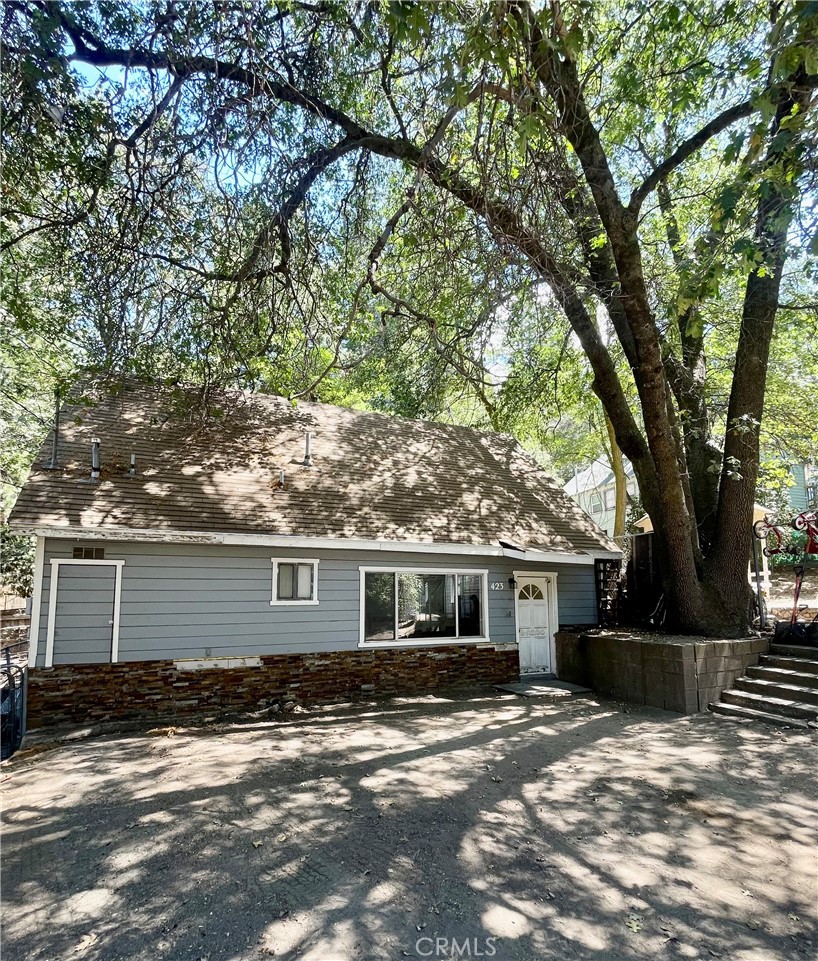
[604,413,628,539]
[526,32,705,630]
[664,383,702,566]
[518,7,816,633]
[705,69,814,631]
[657,179,722,548]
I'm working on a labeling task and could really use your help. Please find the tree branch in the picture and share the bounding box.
[41,3,653,480]
[50,1,371,140]
[628,99,754,213]
[0,72,186,253]
[233,136,366,282]
[628,73,818,213]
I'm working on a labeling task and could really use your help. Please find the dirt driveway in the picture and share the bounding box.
[2,692,816,961]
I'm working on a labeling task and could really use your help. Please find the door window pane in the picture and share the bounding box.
[398,573,456,638]
[365,572,395,641]
[457,574,483,637]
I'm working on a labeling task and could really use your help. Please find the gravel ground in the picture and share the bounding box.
[2,691,817,961]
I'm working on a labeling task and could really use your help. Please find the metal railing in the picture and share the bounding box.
[1,641,28,760]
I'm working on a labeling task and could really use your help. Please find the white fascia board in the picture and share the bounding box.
[501,547,620,564]
[28,525,506,554]
[26,525,618,562]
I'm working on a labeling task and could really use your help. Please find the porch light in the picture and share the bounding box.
[508,576,517,590]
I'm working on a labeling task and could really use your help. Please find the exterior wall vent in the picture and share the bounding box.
[72,546,105,560]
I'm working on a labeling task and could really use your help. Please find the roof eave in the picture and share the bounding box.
[15,523,619,563]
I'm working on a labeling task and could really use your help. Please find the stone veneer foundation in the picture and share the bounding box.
[26,644,520,729]
[555,630,769,714]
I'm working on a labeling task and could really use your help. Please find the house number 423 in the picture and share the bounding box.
[490,582,506,590]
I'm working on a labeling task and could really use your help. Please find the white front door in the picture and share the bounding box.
[517,576,553,674]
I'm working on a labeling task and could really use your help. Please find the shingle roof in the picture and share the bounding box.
[10,384,618,555]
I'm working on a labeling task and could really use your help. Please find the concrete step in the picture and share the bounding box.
[769,642,818,659]
[760,654,818,675]
[709,701,811,729]
[745,665,818,689]
[734,676,818,706]
[721,689,818,720]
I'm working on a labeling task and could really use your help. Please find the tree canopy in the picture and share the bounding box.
[2,0,816,632]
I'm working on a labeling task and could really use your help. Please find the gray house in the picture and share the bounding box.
[11,384,619,727]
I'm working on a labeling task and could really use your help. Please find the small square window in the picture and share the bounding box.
[271,560,318,604]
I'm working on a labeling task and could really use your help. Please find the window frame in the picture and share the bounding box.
[270,558,320,606]
[358,566,490,648]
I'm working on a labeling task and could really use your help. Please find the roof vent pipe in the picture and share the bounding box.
[303,432,313,468]
[91,438,101,480]
[46,387,60,469]
[279,469,285,489]
[128,453,137,476]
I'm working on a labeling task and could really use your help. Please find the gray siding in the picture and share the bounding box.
[789,464,809,512]
[35,539,597,666]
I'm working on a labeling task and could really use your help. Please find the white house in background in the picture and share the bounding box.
[562,459,637,537]
[565,457,815,542]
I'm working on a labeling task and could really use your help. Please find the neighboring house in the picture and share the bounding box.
[10,384,619,728]
[562,459,637,538]
[788,463,817,513]
[566,458,815,539]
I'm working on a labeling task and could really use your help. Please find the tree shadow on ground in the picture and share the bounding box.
[2,693,816,961]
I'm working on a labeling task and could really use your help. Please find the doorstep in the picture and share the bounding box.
[494,678,593,698]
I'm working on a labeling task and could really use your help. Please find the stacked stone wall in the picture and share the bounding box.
[26,644,519,728]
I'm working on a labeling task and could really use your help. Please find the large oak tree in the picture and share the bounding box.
[2,0,817,633]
